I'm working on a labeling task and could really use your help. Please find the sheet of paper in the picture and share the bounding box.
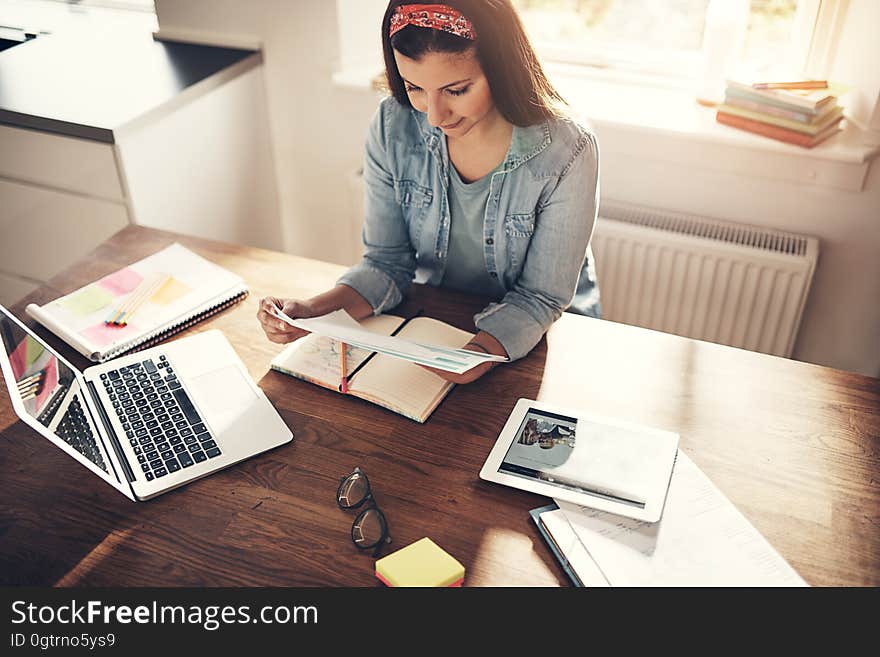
[558,451,808,587]
[271,308,507,374]
[272,314,404,388]
[540,508,610,587]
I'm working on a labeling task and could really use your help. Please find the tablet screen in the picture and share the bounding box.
[497,407,647,508]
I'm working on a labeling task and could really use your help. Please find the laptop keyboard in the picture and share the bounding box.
[101,355,222,482]
[56,394,107,472]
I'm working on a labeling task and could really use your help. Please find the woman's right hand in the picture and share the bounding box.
[257,296,318,344]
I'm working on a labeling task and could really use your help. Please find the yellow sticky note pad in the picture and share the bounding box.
[375,537,465,587]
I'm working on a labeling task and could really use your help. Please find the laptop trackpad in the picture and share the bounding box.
[187,366,258,434]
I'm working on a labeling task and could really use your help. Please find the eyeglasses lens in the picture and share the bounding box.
[338,472,369,508]
[352,507,386,548]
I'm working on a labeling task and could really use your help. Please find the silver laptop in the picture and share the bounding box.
[0,304,292,501]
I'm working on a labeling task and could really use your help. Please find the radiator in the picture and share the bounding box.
[590,201,819,358]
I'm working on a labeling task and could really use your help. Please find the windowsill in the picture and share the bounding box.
[546,63,879,166]
[332,65,879,192]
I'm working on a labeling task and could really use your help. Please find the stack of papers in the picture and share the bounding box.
[543,451,807,587]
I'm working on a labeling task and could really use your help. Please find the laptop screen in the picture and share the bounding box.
[0,307,76,428]
[0,306,118,477]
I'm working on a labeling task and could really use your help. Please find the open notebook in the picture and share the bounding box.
[26,243,248,363]
[271,314,473,423]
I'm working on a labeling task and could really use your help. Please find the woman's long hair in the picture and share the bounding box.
[381,0,565,126]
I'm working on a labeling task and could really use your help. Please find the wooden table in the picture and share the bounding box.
[1,227,878,586]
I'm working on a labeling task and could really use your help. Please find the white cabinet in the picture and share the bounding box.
[0,60,281,307]
[0,178,129,279]
[0,127,131,305]
[0,124,124,200]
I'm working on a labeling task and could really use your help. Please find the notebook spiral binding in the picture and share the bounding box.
[94,288,249,362]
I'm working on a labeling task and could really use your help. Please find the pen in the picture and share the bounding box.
[340,341,348,394]
[752,80,827,90]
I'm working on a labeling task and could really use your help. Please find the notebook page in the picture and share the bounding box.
[558,451,808,587]
[349,317,472,418]
[270,314,404,388]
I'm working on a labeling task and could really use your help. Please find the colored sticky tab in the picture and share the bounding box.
[25,336,44,367]
[81,321,140,348]
[59,285,114,317]
[97,268,143,296]
[33,356,58,414]
[9,338,28,379]
[375,537,465,587]
[150,276,191,306]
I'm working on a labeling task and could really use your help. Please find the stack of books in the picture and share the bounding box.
[716,80,846,148]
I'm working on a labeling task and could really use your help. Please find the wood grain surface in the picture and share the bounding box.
[1,226,877,586]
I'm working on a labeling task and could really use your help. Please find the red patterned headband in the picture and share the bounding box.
[389,4,476,41]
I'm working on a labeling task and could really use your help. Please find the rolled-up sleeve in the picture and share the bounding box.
[476,131,600,360]
[337,101,417,313]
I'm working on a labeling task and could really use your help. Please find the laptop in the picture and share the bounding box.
[0,304,292,501]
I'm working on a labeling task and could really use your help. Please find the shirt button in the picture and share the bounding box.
[486,238,494,245]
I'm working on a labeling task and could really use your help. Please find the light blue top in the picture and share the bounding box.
[442,161,507,299]
[338,96,601,361]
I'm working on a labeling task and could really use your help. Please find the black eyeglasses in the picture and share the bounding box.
[337,467,392,557]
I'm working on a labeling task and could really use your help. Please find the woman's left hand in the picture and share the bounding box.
[419,331,507,384]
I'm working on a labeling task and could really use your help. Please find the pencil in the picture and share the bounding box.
[18,374,43,399]
[340,341,348,394]
[105,273,169,326]
[752,80,827,90]
[18,385,40,399]
[16,371,42,388]
[17,381,40,394]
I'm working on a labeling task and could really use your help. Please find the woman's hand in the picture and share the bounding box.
[257,296,318,344]
[257,285,375,345]
[419,331,508,384]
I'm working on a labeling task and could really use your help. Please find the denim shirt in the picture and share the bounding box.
[338,96,601,361]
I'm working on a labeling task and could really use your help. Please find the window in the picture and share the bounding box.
[511,0,808,82]
[32,0,155,11]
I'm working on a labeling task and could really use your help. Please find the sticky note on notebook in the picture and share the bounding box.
[375,537,465,587]
[59,285,114,317]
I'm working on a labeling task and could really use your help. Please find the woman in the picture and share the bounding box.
[258,0,600,384]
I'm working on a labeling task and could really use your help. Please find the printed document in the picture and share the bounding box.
[557,451,808,586]
[271,308,506,374]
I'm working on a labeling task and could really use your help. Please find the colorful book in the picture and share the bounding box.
[725,79,845,112]
[716,110,843,148]
[716,102,844,135]
[722,94,833,124]
[270,314,472,423]
[724,86,827,116]
[25,243,248,362]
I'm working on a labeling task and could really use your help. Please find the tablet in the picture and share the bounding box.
[480,399,679,522]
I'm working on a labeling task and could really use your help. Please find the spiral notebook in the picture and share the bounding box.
[26,243,248,362]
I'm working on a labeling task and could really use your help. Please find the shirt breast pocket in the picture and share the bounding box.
[504,212,536,272]
[395,179,433,242]
[395,180,433,208]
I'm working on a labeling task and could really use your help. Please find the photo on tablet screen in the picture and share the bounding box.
[498,407,646,508]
